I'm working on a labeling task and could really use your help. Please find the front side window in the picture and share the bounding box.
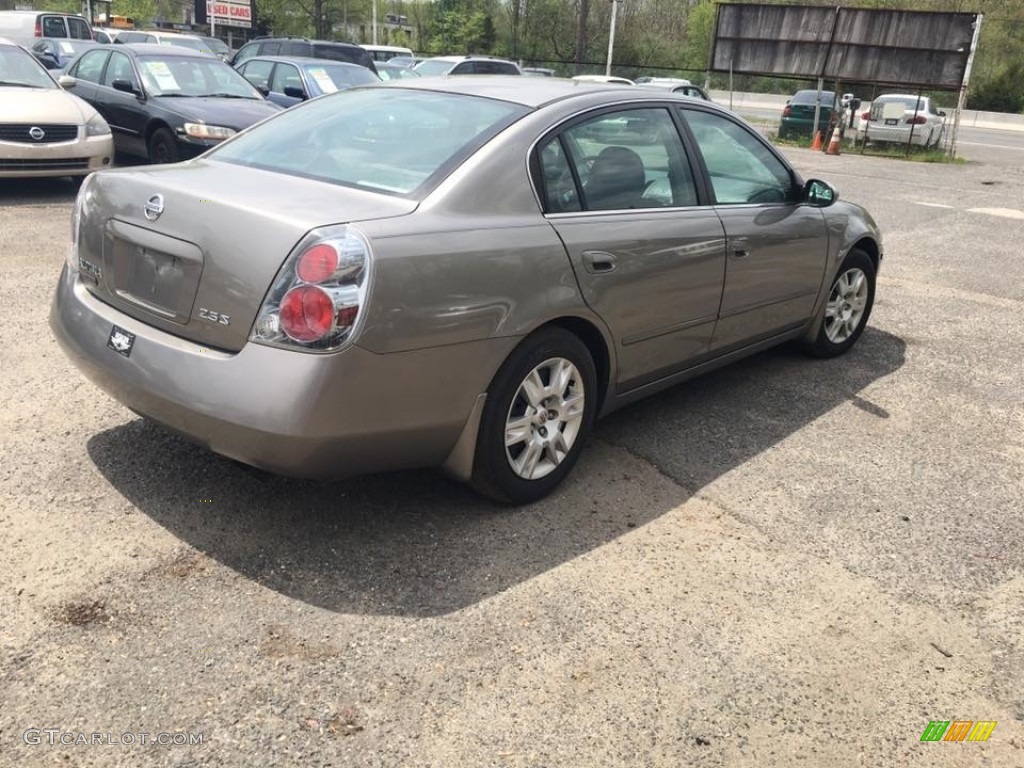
[102,51,137,90]
[683,110,794,205]
[554,108,698,211]
[210,89,527,196]
[70,49,109,84]
[270,63,301,94]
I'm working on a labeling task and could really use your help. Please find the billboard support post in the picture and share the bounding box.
[950,13,983,160]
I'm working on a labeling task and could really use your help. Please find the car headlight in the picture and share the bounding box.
[85,113,111,137]
[182,123,237,141]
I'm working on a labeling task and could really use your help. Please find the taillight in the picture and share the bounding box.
[907,115,927,125]
[251,225,372,352]
[861,111,871,121]
[34,19,41,36]
[782,106,792,117]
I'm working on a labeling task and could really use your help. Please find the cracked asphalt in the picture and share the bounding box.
[1,149,1022,767]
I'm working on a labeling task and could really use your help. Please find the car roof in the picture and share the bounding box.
[243,55,366,68]
[250,37,363,48]
[423,55,514,63]
[378,75,734,110]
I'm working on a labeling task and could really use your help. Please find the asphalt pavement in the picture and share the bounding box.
[1,149,1022,767]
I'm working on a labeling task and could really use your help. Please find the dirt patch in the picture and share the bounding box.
[259,623,342,662]
[55,599,109,627]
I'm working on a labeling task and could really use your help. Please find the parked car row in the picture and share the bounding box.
[777,89,948,149]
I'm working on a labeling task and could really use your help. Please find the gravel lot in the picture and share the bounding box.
[1,150,1022,767]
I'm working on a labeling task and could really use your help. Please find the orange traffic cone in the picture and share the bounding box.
[810,130,823,151]
[826,126,841,155]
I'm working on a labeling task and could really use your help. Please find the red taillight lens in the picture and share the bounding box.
[296,243,339,283]
[34,20,41,36]
[251,225,372,353]
[279,285,335,342]
[782,106,792,117]
[907,115,927,125]
[861,111,871,121]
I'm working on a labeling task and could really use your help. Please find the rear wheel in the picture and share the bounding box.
[147,127,178,164]
[471,327,597,505]
[802,248,876,358]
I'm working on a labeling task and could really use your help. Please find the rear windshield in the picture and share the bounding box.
[791,90,836,105]
[876,96,925,112]
[210,88,528,197]
[312,43,372,69]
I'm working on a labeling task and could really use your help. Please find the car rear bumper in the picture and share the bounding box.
[858,125,935,145]
[50,266,517,479]
[0,133,114,178]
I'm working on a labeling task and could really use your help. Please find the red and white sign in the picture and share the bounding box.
[207,0,252,28]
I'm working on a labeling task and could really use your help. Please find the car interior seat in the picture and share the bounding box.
[584,145,646,210]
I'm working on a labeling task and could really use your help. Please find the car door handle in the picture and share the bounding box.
[732,247,751,258]
[582,250,617,273]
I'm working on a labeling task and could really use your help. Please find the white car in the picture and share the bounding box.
[0,36,113,178]
[414,55,522,76]
[857,94,947,149]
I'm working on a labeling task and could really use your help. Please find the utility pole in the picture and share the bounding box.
[372,0,377,44]
[605,0,618,77]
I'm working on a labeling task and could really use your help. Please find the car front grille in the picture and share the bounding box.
[0,157,90,171]
[0,124,80,144]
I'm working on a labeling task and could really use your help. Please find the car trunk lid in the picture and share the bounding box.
[78,159,417,352]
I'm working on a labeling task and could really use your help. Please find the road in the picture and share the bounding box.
[1,151,1023,767]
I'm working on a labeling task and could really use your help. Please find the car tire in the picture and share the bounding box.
[148,127,178,164]
[471,327,598,505]
[802,248,876,358]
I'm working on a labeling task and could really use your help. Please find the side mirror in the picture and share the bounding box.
[57,74,77,89]
[938,110,947,117]
[256,84,270,97]
[804,178,838,207]
[283,85,307,100]
[112,78,141,97]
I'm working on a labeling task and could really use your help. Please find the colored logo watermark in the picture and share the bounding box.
[920,720,996,742]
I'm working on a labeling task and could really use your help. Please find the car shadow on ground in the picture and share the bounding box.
[0,176,80,206]
[87,328,905,617]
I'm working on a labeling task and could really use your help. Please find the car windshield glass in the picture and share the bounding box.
[414,60,453,77]
[0,46,57,89]
[303,63,378,91]
[161,37,207,53]
[881,96,926,112]
[791,91,836,106]
[137,55,262,98]
[210,88,528,196]
[58,40,97,55]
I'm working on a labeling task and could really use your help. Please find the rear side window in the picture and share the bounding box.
[67,17,91,40]
[238,59,273,90]
[282,41,311,56]
[260,42,281,55]
[41,16,66,37]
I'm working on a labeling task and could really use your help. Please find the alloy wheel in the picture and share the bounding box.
[824,267,869,343]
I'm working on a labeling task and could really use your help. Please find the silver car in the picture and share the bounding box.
[51,78,883,504]
[857,94,947,149]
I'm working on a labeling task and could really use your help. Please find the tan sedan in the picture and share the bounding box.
[0,37,113,178]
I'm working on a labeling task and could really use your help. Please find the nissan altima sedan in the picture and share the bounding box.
[51,78,883,504]
[0,36,113,178]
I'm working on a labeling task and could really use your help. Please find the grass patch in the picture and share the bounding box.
[770,132,967,163]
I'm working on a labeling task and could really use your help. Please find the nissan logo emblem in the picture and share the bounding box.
[144,194,165,221]
[29,126,45,141]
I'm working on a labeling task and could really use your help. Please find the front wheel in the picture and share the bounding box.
[472,327,598,505]
[147,127,178,165]
[802,248,876,358]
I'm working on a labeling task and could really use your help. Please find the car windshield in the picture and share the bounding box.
[0,46,57,89]
[303,62,378,91]
[414,59,453,77]
[210,88,527,196]
[375,64,419,81]
[203,38,230,55]
[879,96,926,112]
[791,90,836,106]
[137,55,262,98]
[161,37,208,53]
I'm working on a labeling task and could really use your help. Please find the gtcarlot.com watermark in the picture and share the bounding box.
[24,729,204,747]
